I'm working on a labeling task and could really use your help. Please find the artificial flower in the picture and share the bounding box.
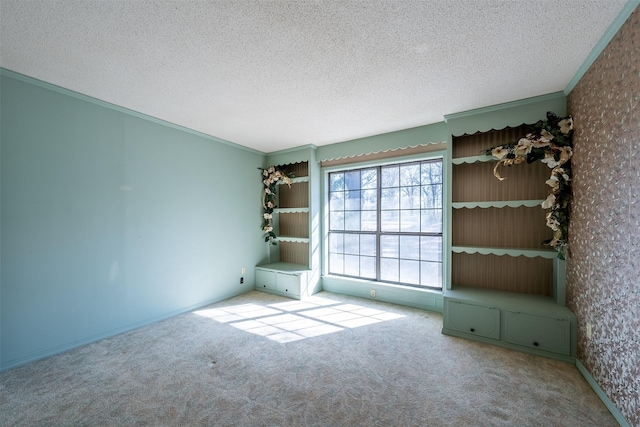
[532,138,550,148]
[491,146,509,159]
[552,167,570,182]
[549,229,563,247]
[541,152,561,168]
[468,113,574,257]
[545,175,559,189]
[542,194,556,209]
[546,212,560,231]
[260,166,295,245]
[559,118,574,135]
[540,129,555,141]
[514,138,533,156]
[559,146,572,166]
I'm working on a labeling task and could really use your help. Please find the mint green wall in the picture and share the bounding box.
[0,72,265,370]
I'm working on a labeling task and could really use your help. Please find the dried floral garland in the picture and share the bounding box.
[484,112,573,259]
[260,166,294,245]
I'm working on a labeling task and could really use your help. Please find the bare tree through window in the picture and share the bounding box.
[328,159,443,289]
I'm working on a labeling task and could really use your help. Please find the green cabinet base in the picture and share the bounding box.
[442,288,576,363]
[255,262,312,300]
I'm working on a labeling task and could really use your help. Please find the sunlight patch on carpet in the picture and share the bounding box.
[194,295,404,343]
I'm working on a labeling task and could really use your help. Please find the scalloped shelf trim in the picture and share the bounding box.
[275,236,310,243]
[273,207,310,213]
[452,246,557,259]
[452,200,545,209]
[277,176,309,185]
[451,155,495,164]
[449,124,531,138]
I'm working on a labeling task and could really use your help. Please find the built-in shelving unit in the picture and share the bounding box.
[272,162,310,267]
[256,147,321,299]
[442,114,576,363]
[449,125,557,295]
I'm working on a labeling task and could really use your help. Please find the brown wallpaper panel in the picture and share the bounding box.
[451,253,553,296]
[452,161,551,203]
[452,206,552,249]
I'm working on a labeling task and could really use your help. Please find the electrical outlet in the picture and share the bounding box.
[240,277,244,284]
[586,323,592,340]
[370,289,376,298]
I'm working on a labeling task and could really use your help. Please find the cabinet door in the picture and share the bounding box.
[255,269,276,290]
[503,311,570,356]
[276,272,300,296]
[445,300,500,340]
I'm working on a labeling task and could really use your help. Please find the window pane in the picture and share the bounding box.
[344,234,359,255]
[345,190,361,210]
[381,210,399,232]
[421,161,442,185]
[361,189,377,210]
[344,254,359,276]
[421,236,442,262]
[360,256,376,279]
[344,211,361,231]
[329,233,344,253]
[421,261,442,288]
[380,188,399,210]
[400,210,420,232]
[330,173,344,191]
[360,234,376,257]
[400,259,420,285]
[381,166,399,188]
[330,191,344,211]
[330,211,344,231]
[345,171,360,191]
[400,187,421,209]
[400,236,419,260]
[421,184,442,209]
[329,253,343,275]
[361,211,377,231]
[421,209,442,233]
[400,163,420,186]
[381,258,399,282]
[380,235,399,258]
[361,168,377,189]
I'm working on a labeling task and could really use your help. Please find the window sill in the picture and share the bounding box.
[321,275,443,313]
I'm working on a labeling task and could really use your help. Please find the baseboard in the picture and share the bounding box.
[0,289,246,372]
[441,327,575,364]
[576,359,630,427]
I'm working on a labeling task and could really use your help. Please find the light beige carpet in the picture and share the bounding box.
[0,290,616,426]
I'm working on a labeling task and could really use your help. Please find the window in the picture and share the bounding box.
[328,159,443,289]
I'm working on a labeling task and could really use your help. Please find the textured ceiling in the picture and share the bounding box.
[0,0,628,153]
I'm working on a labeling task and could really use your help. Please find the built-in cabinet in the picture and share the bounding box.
[255,262,310,299]
[442,111,576,363]
[255,148,321,299]
[444,288,575,361]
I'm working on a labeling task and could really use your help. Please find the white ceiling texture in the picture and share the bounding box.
[0,0,629,153]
